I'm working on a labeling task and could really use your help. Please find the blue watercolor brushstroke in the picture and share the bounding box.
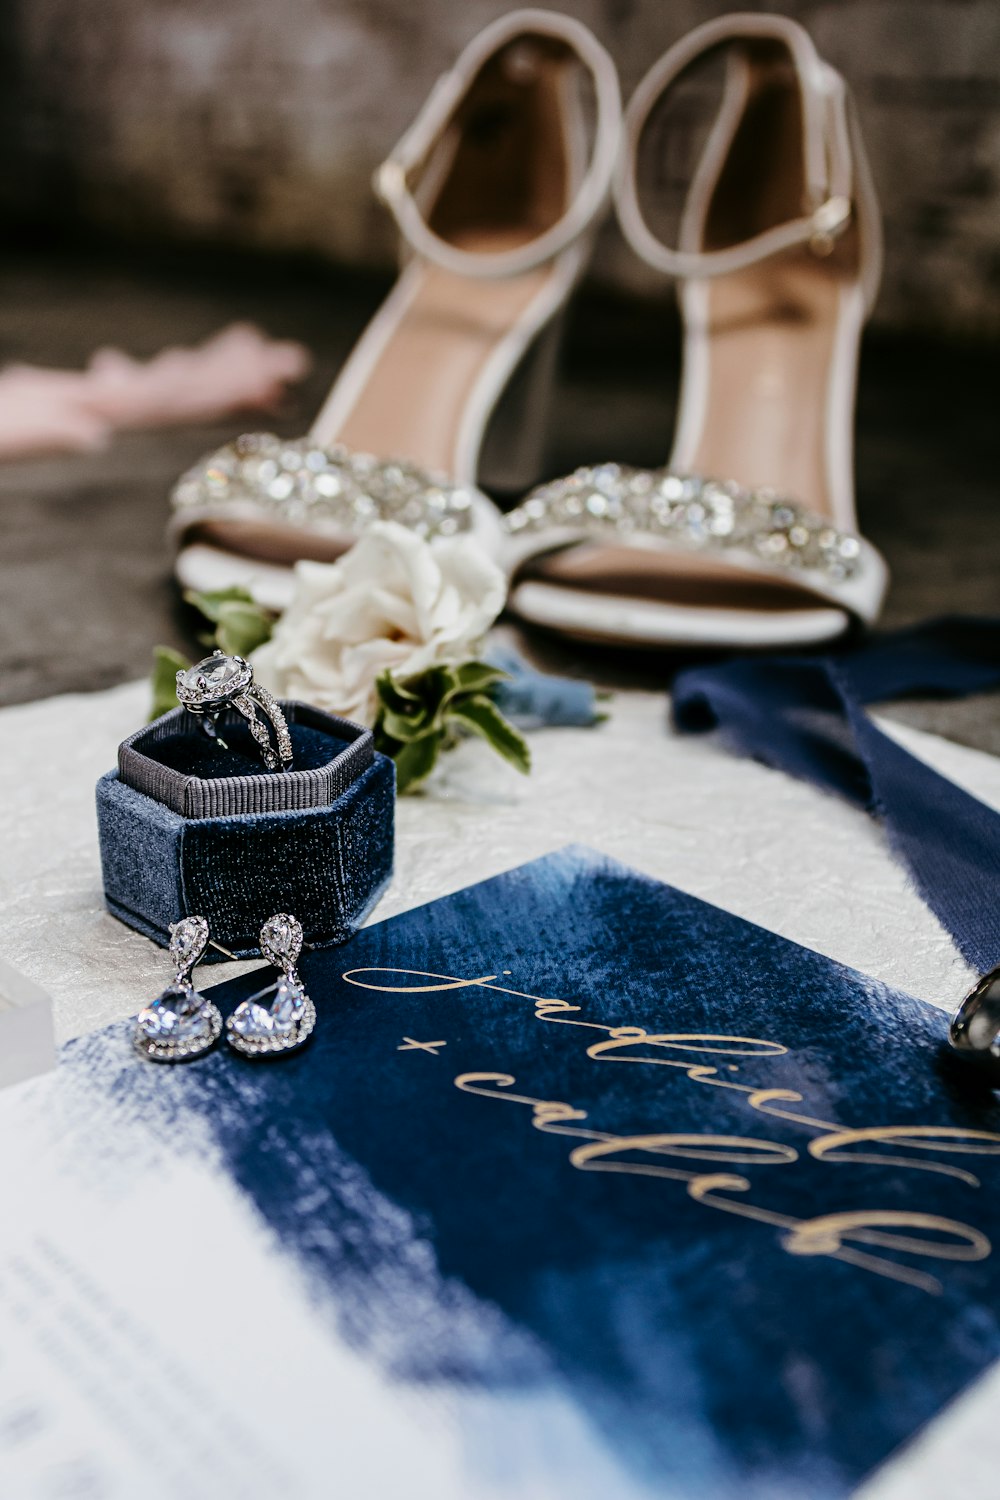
[65,847,1000,1499]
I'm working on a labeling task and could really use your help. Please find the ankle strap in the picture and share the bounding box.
[373,9,621,281]
[615,13,857,281]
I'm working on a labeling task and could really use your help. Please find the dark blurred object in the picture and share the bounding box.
[0,1,997,338]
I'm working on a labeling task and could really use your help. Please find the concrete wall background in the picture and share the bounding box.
[2,1,998,336]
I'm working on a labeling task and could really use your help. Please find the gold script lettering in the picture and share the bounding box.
[356,968,1000,1290]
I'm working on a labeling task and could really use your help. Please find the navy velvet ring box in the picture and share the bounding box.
[96,702,395,958]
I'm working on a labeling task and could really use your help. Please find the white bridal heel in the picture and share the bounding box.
[170,9,621,610]
[505,13,889,650]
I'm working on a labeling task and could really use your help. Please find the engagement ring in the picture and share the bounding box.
[176,651,292,772]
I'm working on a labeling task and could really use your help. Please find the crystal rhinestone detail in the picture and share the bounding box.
[230,979,307,1039]
[138,983,212,1043]
[176,652,252,709]
[168,915,209,977]
[505,467,865,582]
[252,685,293,764]
[171,432,475,540]
[183,655,240,694]
[134,983,223,1063]
[227,987,316,1057]
[259,913,303,971]
[228,913,314,1057]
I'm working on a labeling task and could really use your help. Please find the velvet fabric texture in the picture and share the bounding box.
[97,710,395,955]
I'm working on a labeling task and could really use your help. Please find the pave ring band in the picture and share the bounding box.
[176,651,293,772]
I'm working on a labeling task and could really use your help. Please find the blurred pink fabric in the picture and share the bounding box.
[0,323,310,458]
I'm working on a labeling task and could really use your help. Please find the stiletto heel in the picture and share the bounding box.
[171,10,620,610]
[477,304,568,497]
[505,13,889,650]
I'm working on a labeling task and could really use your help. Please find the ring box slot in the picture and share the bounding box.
[97,702,394,957]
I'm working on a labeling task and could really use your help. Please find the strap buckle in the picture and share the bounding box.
[809,194,852,257]
[369,15,621,282]
[372,157,406,207]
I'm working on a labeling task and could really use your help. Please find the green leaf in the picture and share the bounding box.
[150,646,190,721]
[372,725,403,760]
[391,730,443,794]
[450,660,508,697]
[181,585,274,659]
[183,586,257,624]
[215,602,274,657]
[375,669,423,714]
[409,664,459,729]
[375,661,532,791]
[375,666,460,741]
[448,694,531,776]
[378,704,435,743]
[374,674,432,743]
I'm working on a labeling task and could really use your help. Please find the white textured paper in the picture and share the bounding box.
[1,680,1000,1498]
[0,1047,634,1500]
[0,679,996,1043]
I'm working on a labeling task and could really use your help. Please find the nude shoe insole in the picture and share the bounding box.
[313,229,556,475]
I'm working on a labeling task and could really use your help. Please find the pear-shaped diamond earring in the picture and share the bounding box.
[226,913,316,1058]
[134,916,223,1063]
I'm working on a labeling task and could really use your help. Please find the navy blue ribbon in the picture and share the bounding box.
[672,618,1000,975]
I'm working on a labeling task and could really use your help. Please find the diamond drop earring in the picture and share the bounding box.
[226,913,316,1058]
[134,916,223,1063]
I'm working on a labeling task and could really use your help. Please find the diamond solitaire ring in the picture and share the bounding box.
[176,650,293,772]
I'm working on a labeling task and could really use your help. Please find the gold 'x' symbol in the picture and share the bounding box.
[397,1037,447,1055]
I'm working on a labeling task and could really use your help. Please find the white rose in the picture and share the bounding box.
[251,521,506,724]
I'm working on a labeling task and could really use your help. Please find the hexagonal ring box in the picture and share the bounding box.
[96,701,395,957]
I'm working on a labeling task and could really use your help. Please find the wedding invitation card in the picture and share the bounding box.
[2,846,999,1498]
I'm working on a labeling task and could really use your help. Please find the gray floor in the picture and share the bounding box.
[0,246,997,751]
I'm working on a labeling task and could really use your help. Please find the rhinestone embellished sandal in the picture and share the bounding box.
[170,10,621,610]
[505,14,889,650]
